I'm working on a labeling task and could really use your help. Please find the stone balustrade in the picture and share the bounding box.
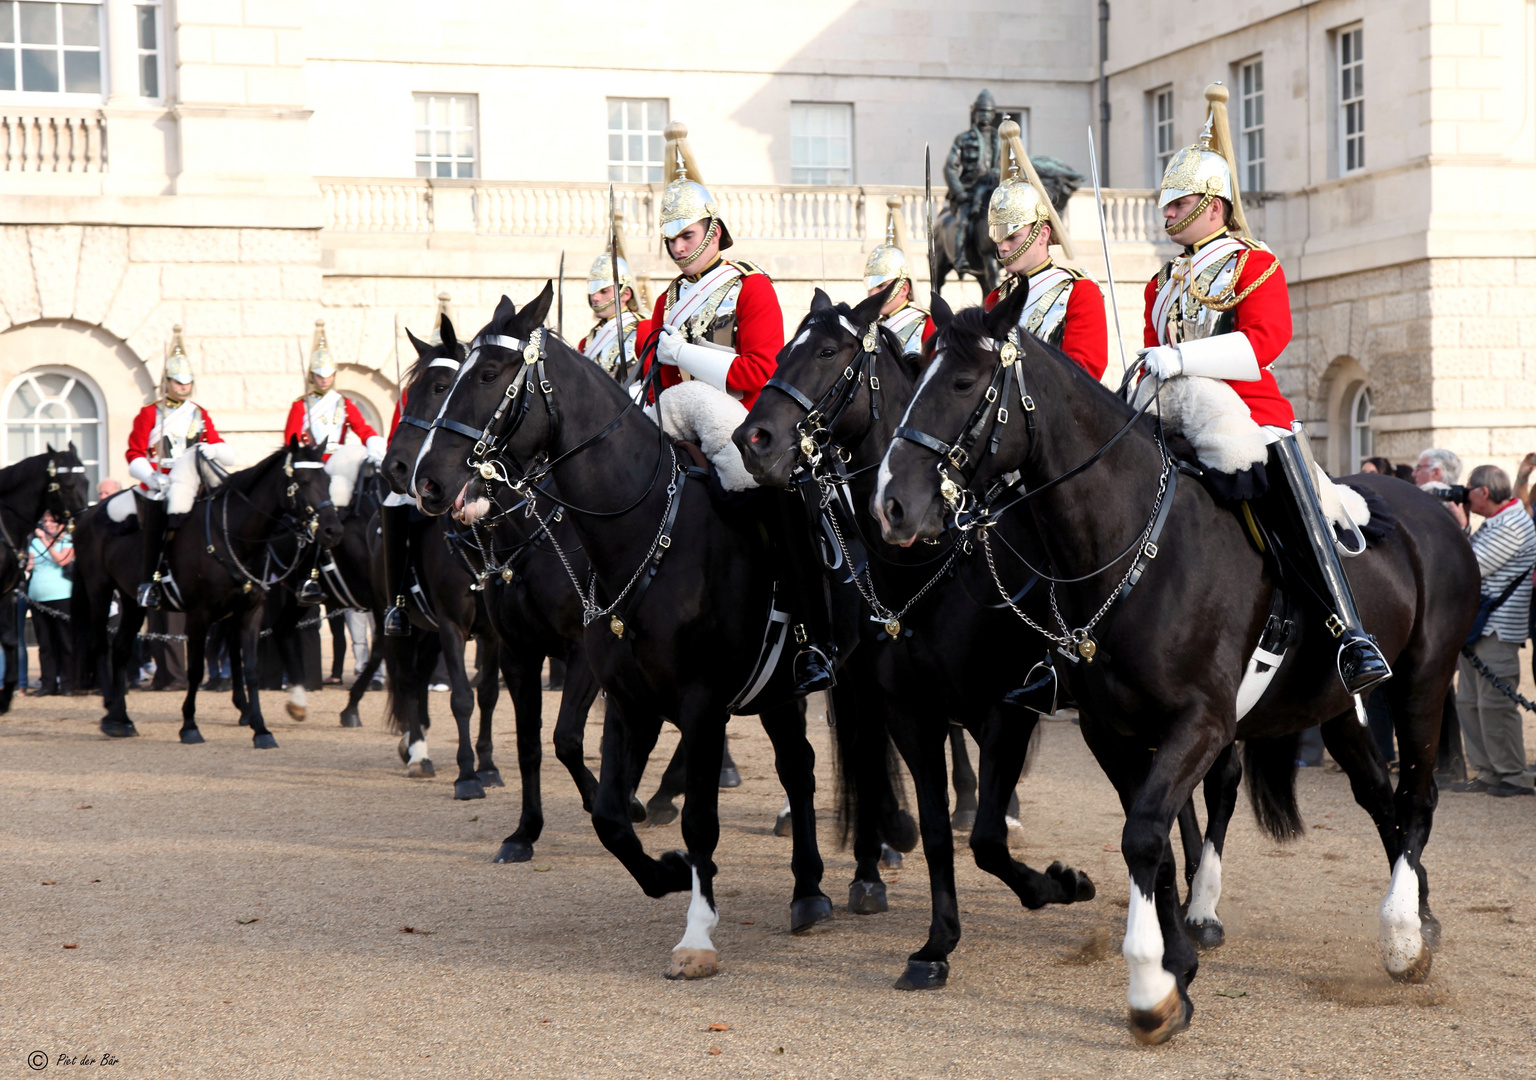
[316,177,1165,245]
[0,112,108,173]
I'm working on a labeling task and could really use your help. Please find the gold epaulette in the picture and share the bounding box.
[729,259,769,280]
[1235,237,1268,251]
[1061,266,1088,281]
[907,302,931,317]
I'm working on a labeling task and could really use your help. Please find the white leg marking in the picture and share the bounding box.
[407,738,429,765]
[674,865,719,953]
[780,795,792,816]
[288,685,307,707]
[1379,854,1424,974]
[1124,879,1176,1010]
[1185,841,1222,924]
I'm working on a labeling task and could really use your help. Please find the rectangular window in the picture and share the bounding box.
[791,102,853,185]
[1339,25,1364,173]
[134,1,158,99]
[607,97,667,182]
[1239,58,1265,191]
[1150,86,1175,183]
[413,93,477,179]
[0,0,102,95]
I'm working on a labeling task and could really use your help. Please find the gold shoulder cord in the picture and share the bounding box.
[1188,250,1282,313]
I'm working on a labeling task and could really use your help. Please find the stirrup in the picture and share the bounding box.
[791,644,836,696]
[383,600,410,637]
[296,571,324,605]
[136,581,163,611]
[1338,635,1392,696]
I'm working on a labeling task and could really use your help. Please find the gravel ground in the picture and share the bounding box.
[1,664,1533,1079]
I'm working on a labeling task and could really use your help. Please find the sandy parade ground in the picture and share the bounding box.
[2,648,1534,1080]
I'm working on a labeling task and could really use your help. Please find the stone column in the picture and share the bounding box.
[104,0,141,103]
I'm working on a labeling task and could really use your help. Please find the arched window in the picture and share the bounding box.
[1350,385,1374,473]
[3,367,105,490]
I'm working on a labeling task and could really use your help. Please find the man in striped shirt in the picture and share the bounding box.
[1452,464,1536,796]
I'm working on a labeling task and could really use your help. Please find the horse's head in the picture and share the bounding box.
[44,443,89,531]
[734,284,897,488]
[381,312,468,496]
[285,437,345,548]
[412,282,556,520]
[874,283,1033,545]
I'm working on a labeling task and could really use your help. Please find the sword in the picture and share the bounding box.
[924,144,937,305]
[1087,127,1130,378]
[556,250,565,340]
[609,185,626,379]
[392,311,401,396]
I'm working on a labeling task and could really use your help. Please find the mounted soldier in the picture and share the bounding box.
[982,120,1107,380]
[283,320,386,464]
[862,194,934,356]
[579,212,648,379]
[942,90,1002,279]
[1137,83,1390,696]
[637,121,832,695]
[130,325,230,610]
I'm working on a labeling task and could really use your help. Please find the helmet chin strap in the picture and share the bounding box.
[998,221,1044,267]
[1165,192,1216,237]
[673,218,719,270]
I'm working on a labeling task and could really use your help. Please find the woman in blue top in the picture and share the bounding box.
[27,510,74,696]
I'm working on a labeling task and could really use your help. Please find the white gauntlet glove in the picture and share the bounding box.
[1138,345,1183,380]
[128,457,161,491]
[656,324,736,393]
[656,324,683,367]
[1140,334,1261,383]
[365,435,386,465]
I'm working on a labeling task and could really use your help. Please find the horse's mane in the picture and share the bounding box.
[796,302,923,385]
[218,446,289,492]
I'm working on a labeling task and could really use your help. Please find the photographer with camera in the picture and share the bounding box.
[1450,464,1536,796]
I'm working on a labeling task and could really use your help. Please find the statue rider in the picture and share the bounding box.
[944,90,1002,276]
[1137,83,1392,697]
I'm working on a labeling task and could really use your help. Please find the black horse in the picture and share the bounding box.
[72,440,342,747]
[735,286,1095,989]
[0,446,89,710]
[412,284,863,978]
[379,321,609,834]
[874,288,1479,1043]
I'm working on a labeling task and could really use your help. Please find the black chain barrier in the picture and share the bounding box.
[1461,644,1536,713]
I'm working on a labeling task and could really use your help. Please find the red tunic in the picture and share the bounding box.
[126,401,224,487]
[1142,247,1294,428]
[636,268,784,411]
[984,276,1108,381]
[283,394,380,454]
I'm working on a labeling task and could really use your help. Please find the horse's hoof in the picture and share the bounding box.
[773,809,793,837]
[1385,940,1433,984]
[1128,986,1192,1046]
[477,769,504,788]
[848,879,888,915]
[628,796,647,823]
[719,765,741,789]
[1419,908,1443,951]
[252,733,279,750]
[407,759,435,779]
[894,959,949,991]
[99,719,137,739]
[951,808,976,832]
[179,729,205,745]
[646,799,679,827]
[339,708,362,729]
[494,839,533,864]
[665,948,718,980]
[879,844,904,870]
[454,778,486,801]
[1185,918,1225,951]
[1047,861,1096,903]
[285,703,306,722]
[397,736,409,764]
[790,894,834,934]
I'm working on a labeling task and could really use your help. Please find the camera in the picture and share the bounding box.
[1429,484,1470,505]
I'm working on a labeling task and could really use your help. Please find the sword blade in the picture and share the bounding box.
[557,250,565,339]
[924,143,937,305]
[1086,127,1130,378]
[609,185,626,379]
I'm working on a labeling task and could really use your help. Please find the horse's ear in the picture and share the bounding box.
[930,293,954,331]
[850,281,895,331]
[405,327,433,359]
[517,281,555,335]
[810,288,834,313]
[45,443,54,453]
[439,313,458,350]
[490,294,516,331]
[288,435,301,452]
[68,441,76,455]
[983,282,1030,342]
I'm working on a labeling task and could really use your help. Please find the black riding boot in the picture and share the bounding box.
[1272,429,1392,697]
[380,502,412,636]
[136,493,169,610]
[772,489,836,697]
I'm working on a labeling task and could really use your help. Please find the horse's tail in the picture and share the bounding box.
[829,686,913,853]
[68,515,101,694]
[380,635,410,735]
[1242,734,1306,842]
